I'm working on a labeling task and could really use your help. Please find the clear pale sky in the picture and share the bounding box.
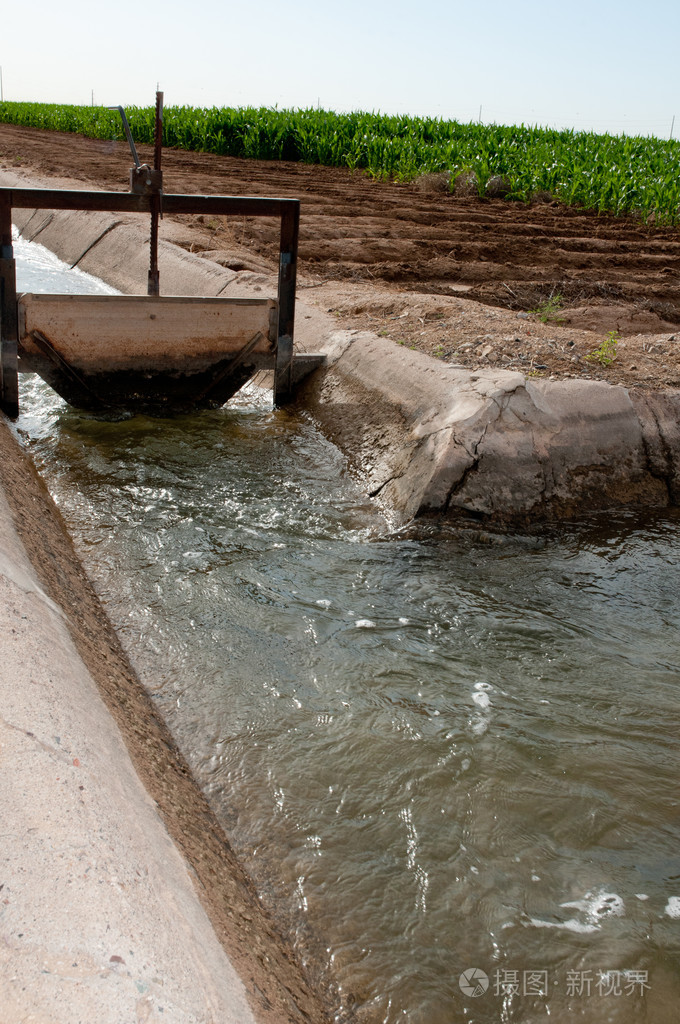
[1,0,678,139]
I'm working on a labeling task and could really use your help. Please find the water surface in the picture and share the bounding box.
[13,233,680,1023]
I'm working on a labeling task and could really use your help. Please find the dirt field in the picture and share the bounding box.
[2,123,680,389]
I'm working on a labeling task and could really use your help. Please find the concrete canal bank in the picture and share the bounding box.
[5,167,680,526]
[0,419,329,1021]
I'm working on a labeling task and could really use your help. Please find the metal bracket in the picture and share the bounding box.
[130,166,162,196]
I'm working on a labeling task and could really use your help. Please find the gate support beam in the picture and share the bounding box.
[0,193,18,419]
[274,202,299,406]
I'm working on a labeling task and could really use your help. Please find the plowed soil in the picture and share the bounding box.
[2,122,680,388]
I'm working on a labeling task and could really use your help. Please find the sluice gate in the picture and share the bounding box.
[0,94,323,418]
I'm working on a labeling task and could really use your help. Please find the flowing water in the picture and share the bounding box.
[12,233,680,1023]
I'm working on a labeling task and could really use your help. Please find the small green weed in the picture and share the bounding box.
[529,294,564,324]
[585,330,619,367]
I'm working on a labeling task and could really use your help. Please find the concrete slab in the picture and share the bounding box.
[0,483,257,1024]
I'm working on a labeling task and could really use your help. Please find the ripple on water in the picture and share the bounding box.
[12,234,680,1024]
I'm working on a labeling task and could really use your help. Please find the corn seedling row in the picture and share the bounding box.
[2,102,680,224]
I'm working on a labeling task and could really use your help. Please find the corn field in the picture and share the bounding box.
[1,101,679,224]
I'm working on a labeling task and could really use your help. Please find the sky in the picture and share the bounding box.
[1,0,678,139]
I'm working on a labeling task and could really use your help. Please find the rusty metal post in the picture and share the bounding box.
[0,192,19,419]
[273,201,300,406]
[148,91,164,296]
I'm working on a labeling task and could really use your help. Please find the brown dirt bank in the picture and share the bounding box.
[1,123,679,391]
[0,417,333,1024]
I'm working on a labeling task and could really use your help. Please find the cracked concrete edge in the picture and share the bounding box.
[5,169,680,525]
[297,329,680,522]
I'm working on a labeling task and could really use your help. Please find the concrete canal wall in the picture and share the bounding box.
[0,425,257,1024]
[299,332,680,523]
[5,168,680,526]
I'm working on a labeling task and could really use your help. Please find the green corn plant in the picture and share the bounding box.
[2,101,680,223]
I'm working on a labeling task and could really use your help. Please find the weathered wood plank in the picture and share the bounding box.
[18,294,278,373]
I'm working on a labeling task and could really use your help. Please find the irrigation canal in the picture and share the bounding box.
[12,232,680,1023]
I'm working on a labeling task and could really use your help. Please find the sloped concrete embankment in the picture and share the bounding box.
[0,414,331,1024]
[0,423,257,1024]
[7,174,680,523]
[299,332,680,523]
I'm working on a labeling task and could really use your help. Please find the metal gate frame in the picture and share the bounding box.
[0,186,300,418]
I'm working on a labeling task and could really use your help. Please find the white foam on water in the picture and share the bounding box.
[529,917,599,934]
[354,619,376,628]
[531,890,625,934]
[561,891,625,921]
[665,897,680,918]
[469,682,493,735]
